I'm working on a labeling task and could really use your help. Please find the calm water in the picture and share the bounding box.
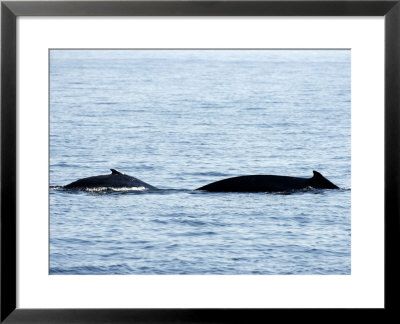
[50,50,351,275]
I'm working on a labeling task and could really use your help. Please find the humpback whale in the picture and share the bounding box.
[64,169,157,190]
[63,169,339,193]
[195,171,339,193]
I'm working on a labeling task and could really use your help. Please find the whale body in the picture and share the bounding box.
[64,169,157,190]
[63,169,338,193]
[195,170,339,193]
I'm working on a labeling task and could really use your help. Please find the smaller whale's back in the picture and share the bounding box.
[196,171,339,193]
[64,169,157,190]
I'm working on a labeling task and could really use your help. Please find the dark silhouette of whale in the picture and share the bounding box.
[195,170,339,192]
[63,169,339,193]
[64,169,157,190]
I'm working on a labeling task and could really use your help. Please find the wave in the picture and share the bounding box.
[50,186,350,195]
[50,185,150,194]
[50,186,192,195]
[50,263,134,275]
[188,171,231,177]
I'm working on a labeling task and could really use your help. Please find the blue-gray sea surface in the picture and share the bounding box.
[50,50,351,275]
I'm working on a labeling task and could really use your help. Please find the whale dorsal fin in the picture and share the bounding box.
[110,169,124,175]
[312,170,322,178]
[312,170,339,189]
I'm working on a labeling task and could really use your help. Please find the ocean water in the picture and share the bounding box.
[49,49,351,275]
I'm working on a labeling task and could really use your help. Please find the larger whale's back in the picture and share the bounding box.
[196,175,309,192]
[196,171,338,192]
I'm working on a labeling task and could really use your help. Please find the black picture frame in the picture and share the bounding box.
[1,1,399,322]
